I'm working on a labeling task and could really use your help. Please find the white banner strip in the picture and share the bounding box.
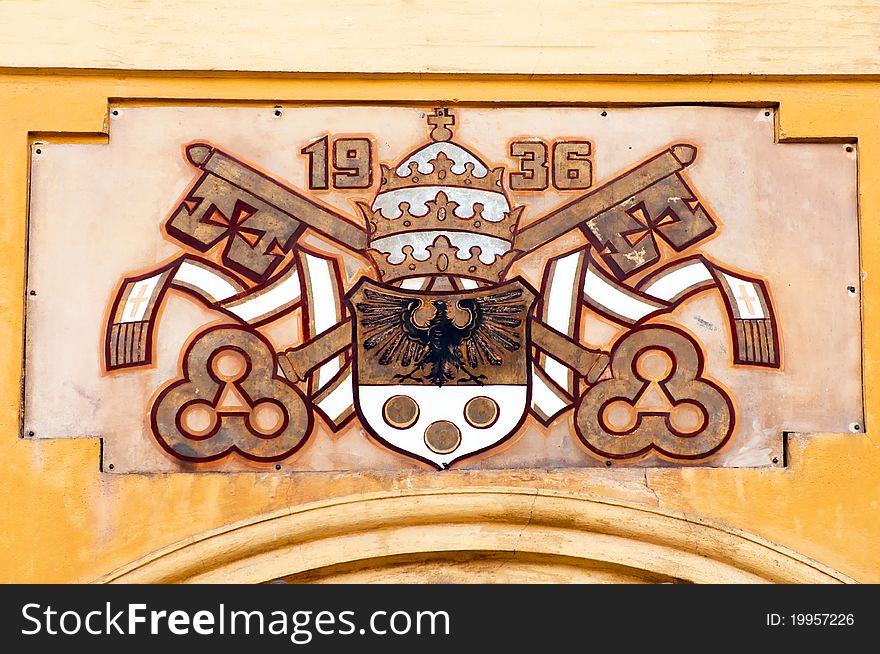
[221,261,301,323]
[301,252,345,391]
[172,260,241,303]
[641,260,713,302]
[542,249,585,395]
[530,364,571,423]
[315,367,355,423]
[584,265,668,323]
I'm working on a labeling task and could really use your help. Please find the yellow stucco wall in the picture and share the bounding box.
[1,73,878,583]
[3,1,880,75]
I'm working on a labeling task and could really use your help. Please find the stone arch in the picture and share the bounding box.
[99,488,852,584]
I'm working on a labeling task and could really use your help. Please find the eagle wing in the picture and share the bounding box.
[458,287,527,368]
[356,287,430,368]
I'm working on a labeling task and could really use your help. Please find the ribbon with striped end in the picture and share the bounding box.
[105,249,356,429]
[531,247,780,422]
[106,255,252,371]
[105,255,304,370]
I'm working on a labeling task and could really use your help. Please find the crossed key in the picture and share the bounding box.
[169,141,710,283]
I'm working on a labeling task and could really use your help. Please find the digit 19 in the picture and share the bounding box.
[301,135,373,190]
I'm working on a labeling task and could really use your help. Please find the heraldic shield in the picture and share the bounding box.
[346,277,537,469]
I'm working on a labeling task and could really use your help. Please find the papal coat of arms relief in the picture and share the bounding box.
[23,105,863,472]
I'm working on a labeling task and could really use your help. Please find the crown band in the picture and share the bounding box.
[361,192,522,242]
[368,234,517,283]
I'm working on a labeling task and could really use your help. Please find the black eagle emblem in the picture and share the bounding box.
[356,286,527,387]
